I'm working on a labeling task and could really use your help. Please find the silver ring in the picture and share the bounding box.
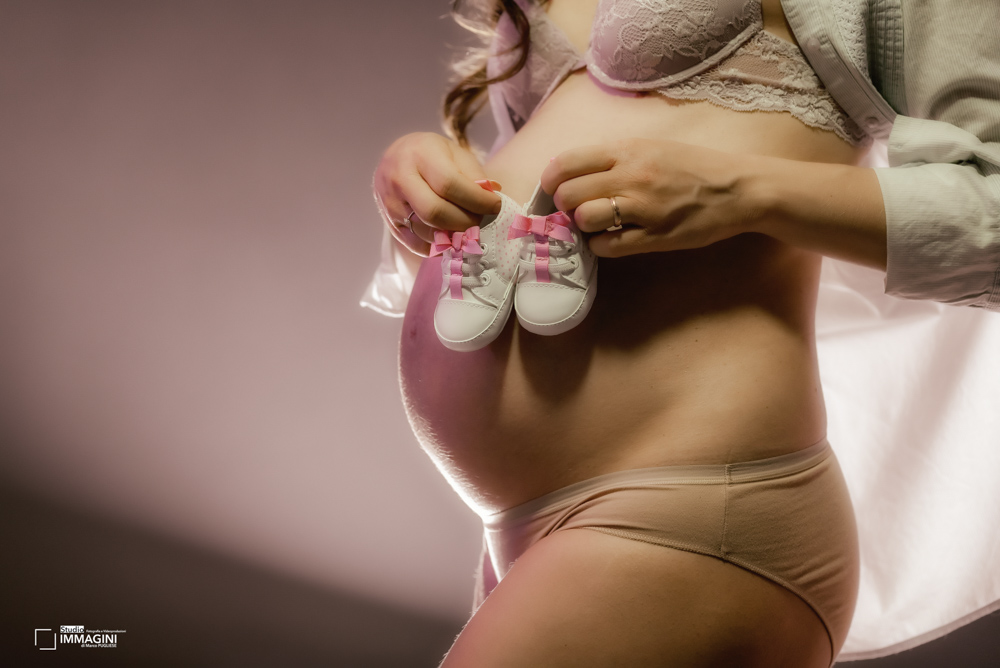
[399,210,417,233]
[607,196,623,231]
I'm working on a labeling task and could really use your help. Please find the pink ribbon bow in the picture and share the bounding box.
[508,212,575,283]
[430,227,482,299]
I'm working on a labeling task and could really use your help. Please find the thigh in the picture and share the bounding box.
[441,528,831,668]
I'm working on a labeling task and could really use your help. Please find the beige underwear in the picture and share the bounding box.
[472,439,859,661]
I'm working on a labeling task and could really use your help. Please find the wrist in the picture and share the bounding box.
[736,154,790,238]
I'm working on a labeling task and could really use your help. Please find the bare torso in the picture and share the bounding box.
[400,0,866,516]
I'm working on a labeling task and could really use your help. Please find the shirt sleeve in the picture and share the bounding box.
[876,117,1000,310]
[873,1,1000,310]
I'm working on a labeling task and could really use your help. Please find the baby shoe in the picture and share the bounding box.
[431,182,522,352]
[508,182,597,335]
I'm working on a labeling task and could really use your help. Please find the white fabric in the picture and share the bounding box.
[816,257,1000,660]
[358,226,416,318]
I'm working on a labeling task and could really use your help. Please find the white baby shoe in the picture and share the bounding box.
[509,182,597,335]
[431,184,522,352]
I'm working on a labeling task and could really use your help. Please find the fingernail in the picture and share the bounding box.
[474,179,496,193]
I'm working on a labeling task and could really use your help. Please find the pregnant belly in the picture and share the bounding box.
[400,72,862,515]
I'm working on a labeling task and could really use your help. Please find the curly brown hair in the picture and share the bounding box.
[442,0,538,148]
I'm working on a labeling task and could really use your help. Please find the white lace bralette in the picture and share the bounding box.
[486,0,869,145]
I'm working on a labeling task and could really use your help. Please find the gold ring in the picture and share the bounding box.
[607,196,623,231]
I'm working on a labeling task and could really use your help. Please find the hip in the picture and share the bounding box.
[475,438,860,659]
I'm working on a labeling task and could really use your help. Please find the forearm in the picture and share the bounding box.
[747,157,887,271]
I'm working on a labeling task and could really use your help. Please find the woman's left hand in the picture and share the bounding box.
[540,138,764,257]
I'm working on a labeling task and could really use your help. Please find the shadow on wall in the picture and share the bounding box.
[0,483,462,668]
[4,480,999,667]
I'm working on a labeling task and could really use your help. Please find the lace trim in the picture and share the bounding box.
[832,0,872,84]
[656,31,869,145]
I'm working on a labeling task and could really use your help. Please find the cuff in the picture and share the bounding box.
[877,161,1000,310]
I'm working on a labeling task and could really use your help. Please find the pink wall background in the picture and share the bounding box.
[1,0,484,622]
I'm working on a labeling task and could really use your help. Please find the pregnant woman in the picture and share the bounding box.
[366,0,1000,665]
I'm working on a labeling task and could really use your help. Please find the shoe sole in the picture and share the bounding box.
[515,262,598,336]
[434,278,516,352]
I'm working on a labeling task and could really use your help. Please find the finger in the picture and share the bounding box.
[382,206,432,256]
[393,225,431,257]
[550,170,618,213]
[450,148,505,196]
[403,175,482,231]
[573,196,624,234]
[541,144,617,195]
[379,191,450,247]
[587,225,653,258]
[475,179,503,193]
[418,156,502,216]
[402,212,437,245]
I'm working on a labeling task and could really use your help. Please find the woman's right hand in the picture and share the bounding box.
[374,132,502,256]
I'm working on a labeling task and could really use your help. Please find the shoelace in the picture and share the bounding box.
[430,227,484,299]
[508,212,577,284]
